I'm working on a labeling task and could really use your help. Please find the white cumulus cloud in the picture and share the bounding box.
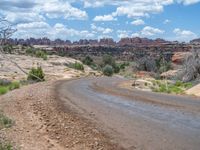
[173,28,197,41]
[117,30,130,38]
[132,26,165,37]
[178,0,200,5]
[91,24,113,34]
[93,15,117,21]
[13,22,94,40]
[131,19,145,26]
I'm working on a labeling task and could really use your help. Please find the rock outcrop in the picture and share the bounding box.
[172,52,190,65]
[186,84,200,97]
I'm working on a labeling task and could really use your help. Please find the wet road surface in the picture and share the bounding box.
[58,77,200,150]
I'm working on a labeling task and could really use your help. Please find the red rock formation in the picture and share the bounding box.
[172,52,190,64]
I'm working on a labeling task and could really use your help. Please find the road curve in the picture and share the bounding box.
[57,77,200,150]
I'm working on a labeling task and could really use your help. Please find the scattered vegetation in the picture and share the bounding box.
[0,142,13,150]
[101,54,120,74]
[67,62,84,71]
[119,62,130,70]
[35,50,48,60]
[152,80,193,94]
[0,80,20,95]
[102,55,115,66]
[82,56,93,66]
[27,66,45,82]
[82,56,99,70]
[0,113,13,129]
[2,45,13,54]
[103,65,114,76]
[0,87,8,95]
[82,55,130,76]
[26,48,48,60]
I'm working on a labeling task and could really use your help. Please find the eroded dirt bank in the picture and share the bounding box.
[0,81,123,150]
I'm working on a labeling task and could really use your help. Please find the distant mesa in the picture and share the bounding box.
[7,37,174,47]
[190,38,200,44]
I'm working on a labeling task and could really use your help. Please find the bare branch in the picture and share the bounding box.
[0,18,44,82]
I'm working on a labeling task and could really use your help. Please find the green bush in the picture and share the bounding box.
[0,113,13,129]
[26,48,48,60]
[42,54,48,60]
[27,67,45,82]
[183,82,193,89]
[0,87,8,95]
[82,56,93,66]
[152,80,192,94]
[35,50,48,60]
[0,81,20,95]
[102,55,115,66]
[119,62,130,70]
[159,62,172,73]
[26,48,35,55]
[90,63,98,70]
[103,65,114,76]
[8,82,20,90]
[101,55,121,74]
[68,62,84,71]
[0,143,13,150]
[3,45,13,54]
[113,64,120,73]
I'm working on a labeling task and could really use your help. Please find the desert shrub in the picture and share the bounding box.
[103,65,114,76]
[42,54,48,60]
[0,87,8,95]
[68,62,84,71]
[0,143,13,150]
[101,55,121,74]
[82,56,93,66]
[8,82,20,90]
[0,113,13,129]
[0,79,11,86]
[113,64,120,73]
[159,62,172,73]
[152,80,192,94]
[35,50,48,60]
[154,73,161,80]
[27,67,45,82]
[119,62,130,70]
[26,48,48,60]
[3,45,13,54]
[90,63,99,70]
[102,55,115,66]
[0,80,20,95]
[26,48,35,55]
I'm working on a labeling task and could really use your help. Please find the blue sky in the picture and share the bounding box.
[0,0,200,42]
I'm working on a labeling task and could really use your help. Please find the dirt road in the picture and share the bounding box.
[0,81,123,150]
[58,77,200,150]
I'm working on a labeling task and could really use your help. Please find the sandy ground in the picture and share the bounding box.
[0,81,123,150]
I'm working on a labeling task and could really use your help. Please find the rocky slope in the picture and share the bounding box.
[186,84,200,97]
[0,54,98,81]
